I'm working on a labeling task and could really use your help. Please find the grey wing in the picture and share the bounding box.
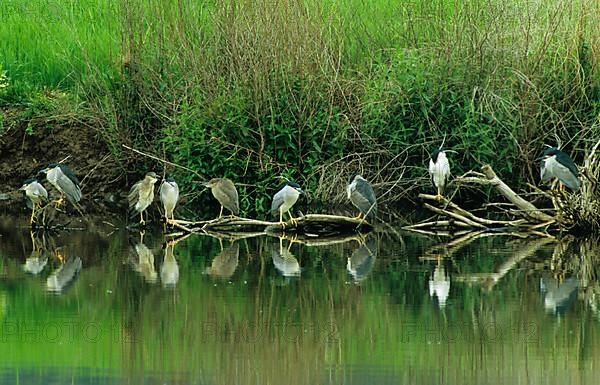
[128,181,141,209]
[555,162,581,190]
[270,189,285,215]
[32,184,48,201]
[57,172,82,203]
[223,184,239,215]
[353,179,377,217]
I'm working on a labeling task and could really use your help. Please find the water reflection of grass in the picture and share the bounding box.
[0,232,599,383]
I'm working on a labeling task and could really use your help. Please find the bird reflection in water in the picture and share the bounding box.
[160,234,188,288]
[205,241,239,279]
[429,258,450,308]
[130,231,158,283]
[23,231,49,275]
[347,235,377,283]
[540,276,578,315]
[272,237,301,277]
[46,254,82,293]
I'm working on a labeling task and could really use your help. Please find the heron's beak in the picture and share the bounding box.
[297,188,305,195]
[18,186,25,191]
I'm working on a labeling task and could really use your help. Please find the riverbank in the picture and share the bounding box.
[1,1,598,217]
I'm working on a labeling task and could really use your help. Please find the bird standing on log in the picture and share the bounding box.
[271,181,304,227]
[128,172,159,225]
[19,179,48,226]
[204,178,240,218]
[540,147,580,191]
[347,174,377,222]
[40,163,82,207]
[428,149,451,201]
[160,176,179,225]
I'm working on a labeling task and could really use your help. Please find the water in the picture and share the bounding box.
[0,217,598,384]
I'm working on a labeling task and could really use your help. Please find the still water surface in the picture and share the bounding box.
[0,217,598,384]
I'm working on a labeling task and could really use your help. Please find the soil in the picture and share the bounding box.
[0,106,128,214]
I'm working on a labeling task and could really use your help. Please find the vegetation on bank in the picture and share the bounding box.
[0,0,598,216]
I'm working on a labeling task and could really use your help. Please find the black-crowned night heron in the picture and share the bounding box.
[128,172,159,225]
[159,176,179,225]
[271,181,304,226]
[46,256,82,293]
[18,179,48,225]
[204,178,239,218]
[347,174,377,221]
[540,147,580,191]
[428,149,451,200]
[40,163,82,207]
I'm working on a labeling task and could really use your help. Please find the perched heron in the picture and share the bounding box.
[160,176,179,225]
[271,181,304,226]
[128,172,159,225]
[46,257,82,293]
[40,163,82,206]
[18,179,48,225]
[428,149,451,200]
[540,147,580,191]
[347,174,377,221]
[204,178,239,218]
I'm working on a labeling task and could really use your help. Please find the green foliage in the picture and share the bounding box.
[1,0,599,213]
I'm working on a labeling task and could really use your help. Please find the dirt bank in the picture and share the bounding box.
[0,106,127,214]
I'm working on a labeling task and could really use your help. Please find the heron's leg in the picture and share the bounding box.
[435,186,442,201]
[53,194,65,208]
[140,211,145,225]
[279,209,286,229]
[279,237,284,254]
[218,205,223,218]
[288,211,298,226]
[30,205,36,226]
[218,238,224,252]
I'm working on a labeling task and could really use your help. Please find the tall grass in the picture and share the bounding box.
[1,0,598,215]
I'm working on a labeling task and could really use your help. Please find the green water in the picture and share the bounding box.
[0,217,598,385]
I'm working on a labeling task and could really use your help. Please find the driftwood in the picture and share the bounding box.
[171,214,374,239]
[406,164,559,235]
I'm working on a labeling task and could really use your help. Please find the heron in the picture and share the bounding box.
[429,263,450,308]
[159,176,179,225]
[347,174,377,221]
[128,172,159,225]
[271,181,304,227]
[428,149,451,201]
[18,179,48,225]
[540,147,580,191]
[204,178,239,218]
[40,163,82,207]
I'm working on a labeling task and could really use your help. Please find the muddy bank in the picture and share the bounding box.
[0,106,130,214]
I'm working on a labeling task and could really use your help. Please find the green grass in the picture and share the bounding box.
[1,0,598,214]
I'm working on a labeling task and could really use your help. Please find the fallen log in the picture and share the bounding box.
[172,213,374,237]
